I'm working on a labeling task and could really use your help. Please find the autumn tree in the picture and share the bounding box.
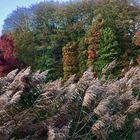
[134,29,140,46]
[63,42,78,82]
[0,34,17,76]
[85,16,103,73]
[133,29,140,64]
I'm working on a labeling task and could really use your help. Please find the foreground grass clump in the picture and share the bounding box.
[0,66,139,140]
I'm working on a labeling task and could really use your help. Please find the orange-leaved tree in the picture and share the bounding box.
[63,42,78,82]
[85,16,103,72]
[134,29,140,46]
[134,29,140,64]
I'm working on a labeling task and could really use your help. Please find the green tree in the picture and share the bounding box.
[12,31,37,68]
[78,38,88,77]
[96,27,119,76]
[94,0,140,69]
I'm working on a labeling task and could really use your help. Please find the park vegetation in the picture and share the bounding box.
[0,0,140,139]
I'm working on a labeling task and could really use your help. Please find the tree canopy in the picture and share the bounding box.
[1,0,140,80]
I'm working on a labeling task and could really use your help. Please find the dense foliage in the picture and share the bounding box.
[0,34,17,76]
[2,0,140,81]
[0,0,140,140]
[85,17,103,72]
[96,27,119,77]
[63,42,78,82]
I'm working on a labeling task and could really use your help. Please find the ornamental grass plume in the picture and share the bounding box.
[0,66,140,139]
[112,114,126,130]
[91,114,111,140]
[133,118,140,130]
[82,80,104,107]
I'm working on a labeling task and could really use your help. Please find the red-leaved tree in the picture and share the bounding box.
[0,34,17,76]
